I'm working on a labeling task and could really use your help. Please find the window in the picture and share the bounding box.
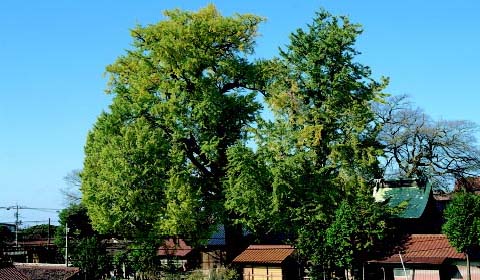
[393,268,413,279]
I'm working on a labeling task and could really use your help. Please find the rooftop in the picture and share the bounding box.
[370,234,464,265]
[14,263,79,280]
[373,179,431,218]
[0,265,29,280]
[232,245,295,264]
[156,238,193,257]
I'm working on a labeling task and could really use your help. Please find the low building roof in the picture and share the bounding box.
[14,263,79,280]
[373,179,431,218]
[156,238,193,257]
[455,177,480,193]
[370,234,465,265]
[232,245,294,265]
[0,265,29,280]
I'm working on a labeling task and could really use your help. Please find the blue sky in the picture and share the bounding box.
[1,0,479,225]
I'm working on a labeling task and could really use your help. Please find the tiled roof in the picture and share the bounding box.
[208,225,226,246]
[0,266,30,280]
[14,263,79,280]
[433,177,480,202]
[370,234,465,265]
[232,245,294,264]
[157,238,193,257]
[455,177,480,193]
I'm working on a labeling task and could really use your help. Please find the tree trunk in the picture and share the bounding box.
[224,221,245,264]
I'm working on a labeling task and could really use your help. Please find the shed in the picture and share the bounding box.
[369,234,474,280]
[233,245,299,280]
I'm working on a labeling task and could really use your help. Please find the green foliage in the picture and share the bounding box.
[20,224,57,241]
[55,203,94,246]
[443,192,480,254]
[82,4,266,242]
[326,191,393,271]
[54,204,111,280]
[224,145,273,233]
[81,5,390,275]
[187,268,238,280]
[225,9,387,272]
[271,9,387,180]
[443,192,480,280]
[125,242,158,276]
[71,237,111,280]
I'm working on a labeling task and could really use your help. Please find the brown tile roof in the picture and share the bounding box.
[433,177,480,202]
[14,263,79,280]
[232,245,294,264]
[156,238,193,257]
[0,266,30,280]
[455,177,480,193]
[370,234,465,265]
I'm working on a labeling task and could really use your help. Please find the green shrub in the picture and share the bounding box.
[186,268,238,280]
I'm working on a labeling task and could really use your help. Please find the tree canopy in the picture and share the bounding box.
[61,169,82,205]
[376,95,480,189]
[82,5,391,277]
[82,4,267,243]
[20,224,57,241]
[225,9,388,276]
[326,191,393,278]
[443,192,480,280]
[55,203,111,280]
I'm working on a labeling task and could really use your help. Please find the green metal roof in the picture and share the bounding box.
[373,179,432,219]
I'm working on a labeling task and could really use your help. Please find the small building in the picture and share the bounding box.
[157,238,195,272]
[232,244,301,280]
[156,225,238,276]
[368,234,479,280]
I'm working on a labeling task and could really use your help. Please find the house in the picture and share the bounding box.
[368,234,478,280]
[156,225,239,276]
[2,239,60,264]
[232,244,301,280]
[369,178,480,280]
[157,238,196,272]
[201,225,230,274]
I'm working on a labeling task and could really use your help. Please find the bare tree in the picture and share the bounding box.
[61,169,82,204]
[376,95,480,190]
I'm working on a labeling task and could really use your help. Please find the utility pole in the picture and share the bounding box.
[14,205,19,248]
[47,218,51,246]
[65,222,69,267]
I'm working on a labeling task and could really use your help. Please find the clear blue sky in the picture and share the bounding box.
[1,0,479,225]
